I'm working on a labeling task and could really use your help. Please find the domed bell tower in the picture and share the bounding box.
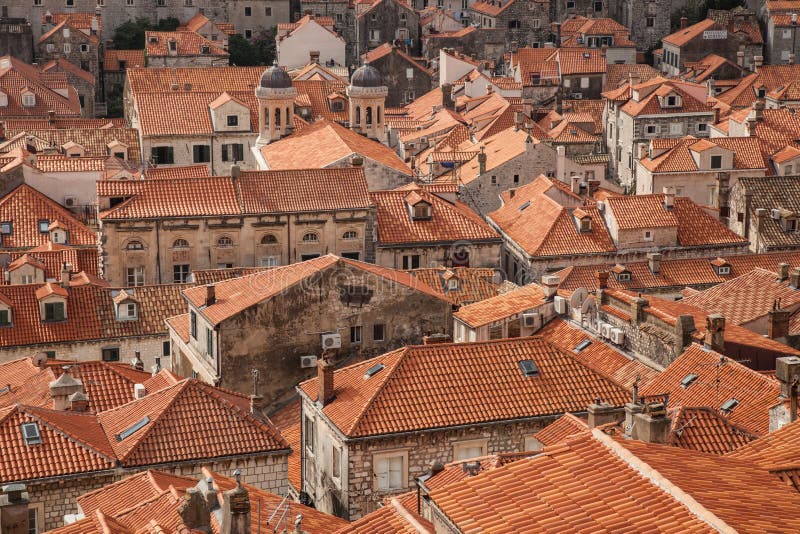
[255,62,297,146]
[347,62,388,143]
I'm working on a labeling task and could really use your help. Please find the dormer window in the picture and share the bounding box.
[784,217,798,233]
[45,301,65,321]
[168,39,177,52]
[710,258,731,275]
[22,92,35,107]
[114,290,139,320]
[664,95,679,107]
[413,203,431,219]
[447,278,459,290]
[227,115,238,127]
[710,155,722,169]
[757,88,766,98]
[574,208,591,232]
[612,265,631,281]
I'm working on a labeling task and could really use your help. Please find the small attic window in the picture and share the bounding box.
[718,265,731,275]
[447,278,459,290]
[579,217,591,233]
[22,93,35,107]
[38,220,50,233]
[757,87,766,98]
[412,203,431,220]
[21,422,42,445]
[616,272,631,281]
[720,398,739,414]
[116,416,150,441]
[680,373,698,388]
[1,221,11,235]
[364,363,385,380]
[518,359,539,377]
[201,45,210,54]
[575,339,592,352]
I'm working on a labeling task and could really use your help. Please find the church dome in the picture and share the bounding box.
[350,63,383,88]
[260,62,292,89]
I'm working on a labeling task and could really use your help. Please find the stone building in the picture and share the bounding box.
[609,0,671,51]
[97,167,374,286]
[765,4,800,64]
[469,0,550,48]
[363,43,432,107]
[0,357,290,530]
[0,55,81,119]
[0,17,33,63]
[726,175,800,253]
[144,31,230,68]
[297,336,631,519]
[370,186,502,270]
[422,26,507,64]
[351,0,420,64]
[102,49,144,103]
[167,255,452,405]
[39,59,97,118]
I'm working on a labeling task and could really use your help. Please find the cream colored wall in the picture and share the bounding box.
[277,22,345,68]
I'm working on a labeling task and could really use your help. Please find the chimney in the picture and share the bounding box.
[441,83,454,110]
[206,284,216,307]
[704,314,725,353]
[647,252,662,274]
[595,270,609,289]
[422,333,452,344]
[60,262,71,287]
[571,174,582,194]
[180,487,213,532]
[736,50,744,67]
[513,111,524,131]
[221,471,251,534]
[776,356,800,423]
[49,367,84,410]
[350,155,364,167]
[623,402,643,438]
[791,267,800,289]
[134,383,147,399]
[0,483,31,534]
[309,50,320,63]
[152,357,161,376]
[540,274,559,300]
[477,146,486,174]
[768,299,791,340]
[754,55,763,70]
[587,402,625,428]
[629,401,672,444]
[628,73,640,87]
[662,186,675,210]
[317,358,335,406]
[231,165,240,179]
[778,262,790,281]
[132,351,144,371]
[631,296,648,324]
[68,390,89,412]
[680,16,689,29]
[249,393,264,414]
[638,142,648,161]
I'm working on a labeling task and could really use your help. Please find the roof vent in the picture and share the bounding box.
[680,373,698,388]
[518,201,531,211]
[116,416,150,441]
[20,422,42,445]
[518,359,539,377]
[575,339,591,352]
[364,363,385,380]
[720,398,739,414]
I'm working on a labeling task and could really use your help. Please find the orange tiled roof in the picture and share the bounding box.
[260,119,411,175]
[0,55,80,117]
[453,284,546,328]
[0,127,141,162]
[371,187,499,246]
[183,255,448,326]
[640,344,781,436]
[103,49,146,72]
[737,176,800,249]
[533,413,589,446]
[39,18,99,45]
[363,43,430,76]
[40,58,95,86]
[408,266,500,306]
[145,31,229,57]
[668,406,757,455]
[77,470,196,518]
[0,184,96,249]
[268,400,301,491]
[728,416,800,481]
[639,136,770,173]
[299,337,630,438]
[335,497,434,533]
[615,78,713,117]
[144,164,210,180]
[663,17,762,47]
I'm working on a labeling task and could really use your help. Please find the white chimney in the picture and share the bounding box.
[134,383,147,399]
[541,275,560,299]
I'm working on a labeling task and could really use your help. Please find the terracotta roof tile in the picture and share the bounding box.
[408,267,500,305]
[0,55,81,117]
[103,50,145,72]
[1,128,141,162]
[533,413,589,446]
[668,406,757,454]
[299,337,630,438]
[737,176,800,249]
[77,470,197,518]
[144,164,210,180]
[145,31,228,57]
[454,284,546,328]
[335,497,434,533]
[268,400,301,491]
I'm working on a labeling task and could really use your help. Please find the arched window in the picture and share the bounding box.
[264,108,270,126]
[342,230,358,240]
[355,106,361,125]
[216,236,234,248]
[126,240,144,250]
[366,106,373,126]
[173,239,189,249]
[274,107,281,127]
[302,232,318,242]
[260,234,278,245]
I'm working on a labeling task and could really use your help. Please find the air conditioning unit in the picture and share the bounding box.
[321,332,341,350]
[600,323,612,339]
[771,208,782,220]
[300,355,318,368]
[522,312,539,328]
[554,295,567,314]
[610,328,625,345]
[64,196,76,208]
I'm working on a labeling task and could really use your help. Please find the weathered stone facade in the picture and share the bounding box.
[423,28,507,63]
[367,46,433,107]
[470,0,551,48]
[609,0,671,51]
[0,18,33,63]
[351,0,420,64]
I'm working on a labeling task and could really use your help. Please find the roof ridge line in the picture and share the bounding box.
[20,404,118,463]
[591,428,737,533]
[347,347,408,436]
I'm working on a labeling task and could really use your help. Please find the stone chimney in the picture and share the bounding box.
[249,393,264,414]
[680,16,689,29]
[134,383,147,399]
[540,274,559,300]
[754,55,763,70]
[736,50,744,67]
[441,83,454,110]
[179,477,219,532]
[662,186,675,210]
[49,367,84,410]
[628,73,640,87]
[628,400,672,444]
[790,267,800,289]
[132,351,144,371]
[704,314,725,353]
[0,483,31,534]
[69,390,89,412]
[477,146,486,174]
[60,262,71,287]
[587,402,625,428]
[769,299,791,340]
[647,252,662,274]
[206,284,216,307]
[317,358,335,406]
[778,262,790,282]
[231,165,240,179]
[776,356,800,423]
[571,174,582,195]
[630,296,648,324]
[350,155,364,167]
[514,111,524,131]
[221,471,251,534]
[595,270,609,289]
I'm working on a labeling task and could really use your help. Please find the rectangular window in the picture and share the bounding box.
[151,146,174,164]
[0,309,9,326]
[163,340,170,356]
[697,122,708,132]
[669,123,683,135]
[453,439,487,460]
[710,155,722,169]
[206,328,213,355]
[373,323,385,341]
[173,264,190,283]
[513,174,519,183]
[645,124,657,135]
[261,256,279,267]
[402,255,420,269]
[80,44,89,53]
[193,145,211,163]
[126,0,134,6]
[580,77,590,89]
[126,266,144,286]
[643,230,653,241]
[44,302,65,321]
[227,115,238,126]
[266,6,272,16]
[45,351,56,359]
[369,29,380,42]
[350,325,362,344]
[222,143,244,162]
[1,221,11,234]
[375,454,405,491]
[646,17,654,27]
[102,347,120,362]
[244,29,253,39]
[38,220,49,233]
[244,6,251,15]
[190,310,197,339]
[28,507,40,534]
[304,416,315,453]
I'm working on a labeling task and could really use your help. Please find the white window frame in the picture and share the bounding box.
[452,438,488,461]
[643,230,654,241]
[373,450,408,491]
[126,266,144,286]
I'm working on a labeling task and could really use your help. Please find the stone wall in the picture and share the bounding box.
[369,49,433,107]
[374,242,501,270]
[0,19,33,63]
[423,28,507,64]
